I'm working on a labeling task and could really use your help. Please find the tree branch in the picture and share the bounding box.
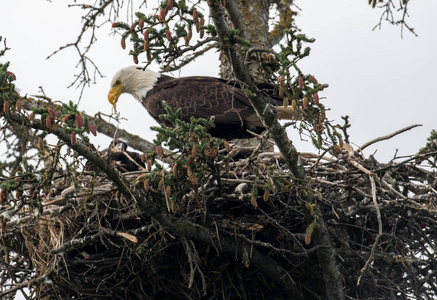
[46,0,116,98]
[206,1,344,299]
[22,96,175,162]
[7,110,132,198]
[224,0,247,39]
[360,124,422,151]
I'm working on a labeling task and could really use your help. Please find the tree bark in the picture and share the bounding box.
[221,0,276,149]
[221,0,271,81]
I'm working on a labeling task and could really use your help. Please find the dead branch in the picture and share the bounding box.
[360,124,422,151]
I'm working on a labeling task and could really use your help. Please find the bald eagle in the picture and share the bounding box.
[84,140,145,173]
[106,140,145,172]
[108,66,300,140]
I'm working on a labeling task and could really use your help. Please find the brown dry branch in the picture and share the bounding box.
[360,124,422,151]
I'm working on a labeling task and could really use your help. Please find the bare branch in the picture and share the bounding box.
[371,0,418,37]
[46,0,117,99]
[360,124,422,151]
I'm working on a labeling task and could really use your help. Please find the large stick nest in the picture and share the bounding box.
[1,131,437,299]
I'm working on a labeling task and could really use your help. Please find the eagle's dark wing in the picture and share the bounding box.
[143,76,281,139]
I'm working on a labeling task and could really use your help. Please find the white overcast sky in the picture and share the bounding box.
[1,0,436,163]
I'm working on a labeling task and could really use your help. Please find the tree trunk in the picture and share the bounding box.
[221,0,275,150]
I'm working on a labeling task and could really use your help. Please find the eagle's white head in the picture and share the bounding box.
[108,66,161,105]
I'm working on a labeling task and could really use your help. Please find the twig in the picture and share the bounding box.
[357,175,382,285]
[0,281,30,298]
[51,234,101,255]
[224,229,310,256]
[99,226,138,243]
[162,39,219,72]
[46,0,114,97]
[360,124,422,151]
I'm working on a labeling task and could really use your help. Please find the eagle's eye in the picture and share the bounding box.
[115,79,121,85]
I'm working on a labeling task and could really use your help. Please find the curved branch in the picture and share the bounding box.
[360,124,422,151]
[358,175,382,285]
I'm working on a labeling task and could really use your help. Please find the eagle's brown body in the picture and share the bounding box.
[108,66,300,140]
[144,75,285,139]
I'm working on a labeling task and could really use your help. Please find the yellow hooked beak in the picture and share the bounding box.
[108,83,124,105]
